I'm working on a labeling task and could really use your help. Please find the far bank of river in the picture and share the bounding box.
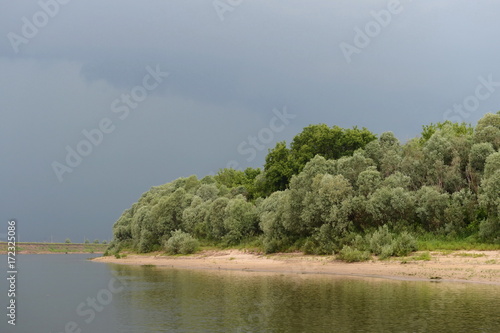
[0,242,107,254]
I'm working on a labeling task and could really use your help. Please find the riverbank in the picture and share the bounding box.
[0,242,107,254]
[93,249,500,284]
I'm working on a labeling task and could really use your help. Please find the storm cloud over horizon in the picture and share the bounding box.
[2,0,500,242]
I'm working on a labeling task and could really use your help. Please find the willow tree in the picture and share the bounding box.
[474,112,500,149]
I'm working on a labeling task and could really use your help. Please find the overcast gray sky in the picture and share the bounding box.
[2,0,500,242]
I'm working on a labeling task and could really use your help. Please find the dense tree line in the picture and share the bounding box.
[108,112,500,256]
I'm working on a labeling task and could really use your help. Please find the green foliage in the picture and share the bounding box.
[214,168,262,200]
[262,141,294,194]
[414,186,449,230]
[478,169,500,243]
[163,230,200,255]
[65,238,71,244]
[483,152,500,180]
[368,225,393,255]
[110,116,500,256]
[469,143,495,172]
[421,121,473,144]
[412,251,431,261]
[391,232,418,256]
[336,245,371,262]
[364,225,418,259]
[223,196,259,245]
[366,187,414,226]
[474,112,500,149]
[262,124,376,195]
[356,167,382,196]
[205,197,230,240]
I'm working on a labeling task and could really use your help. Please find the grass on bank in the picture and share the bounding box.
[104,232,500,263]
[417,235,500,251]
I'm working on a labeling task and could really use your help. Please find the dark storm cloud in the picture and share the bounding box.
[2,0,500,242]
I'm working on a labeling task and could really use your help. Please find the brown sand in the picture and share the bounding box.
[93,249,500,284]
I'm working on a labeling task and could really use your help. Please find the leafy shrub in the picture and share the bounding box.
[368,225,393,255]
[367,226,418,258]
[479,218,500,244]
[303,224,339,255]
[391,231,418,256]
[336,245,371,262]
[262,237,291,254]
[379,244,394,259]
[164,230,199,255]
[351,234,369,251]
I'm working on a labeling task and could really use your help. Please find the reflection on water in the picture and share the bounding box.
[0,255,498,333]
[110,264,500,333]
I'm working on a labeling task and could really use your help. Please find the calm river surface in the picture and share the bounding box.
[1,254,499,332]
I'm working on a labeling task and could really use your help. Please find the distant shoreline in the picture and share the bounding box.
[0,242,107,254]
[93,249,500,285]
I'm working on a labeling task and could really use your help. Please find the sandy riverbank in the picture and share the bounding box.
[93,249,500,284]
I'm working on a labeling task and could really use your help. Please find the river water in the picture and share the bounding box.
[1,254,499,332]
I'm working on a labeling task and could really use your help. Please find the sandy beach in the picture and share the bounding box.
[93,249,500,284]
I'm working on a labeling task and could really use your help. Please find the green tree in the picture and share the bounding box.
[263,141,294,194]
[182,196,211,238]
[65,238,71,244]
[474,112,500,149]
[356,167,382,197]
[258,190,292,253]
[223,196,258,244]
[414,186,450,230]
[214,168,247,189]
[366,187,415,226]
[483,152,500,180]
[469,143,495,172]
[478,170,500,242]
[421,121,473,144]
[205,197,230,240]
[151,188,192,237]
[263,124,376,195]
